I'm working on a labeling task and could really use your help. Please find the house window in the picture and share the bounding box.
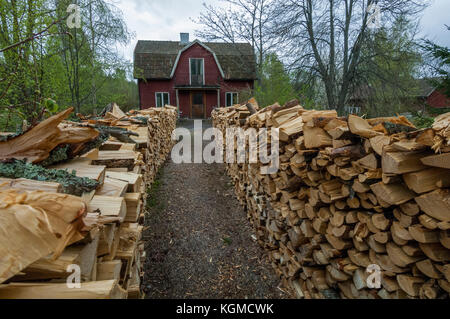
[344,105,361,115]
[155,92,169,107]
[226,92,239,107]
[190,58,204,86]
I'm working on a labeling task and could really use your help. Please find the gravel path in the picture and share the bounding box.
[142,120,287,299]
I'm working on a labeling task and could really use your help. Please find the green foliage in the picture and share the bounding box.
[427,106,450,116]
[91,70,139,113]
[412,115,434,129]
[145,172,165,218]
[0,0,136,131]
[146,177,162,209]
[44,98,59,114]
[292,71,321,109]
[422,27,450,96]
[254,53,299,107]
[357,16,423,117]
[0,160,99,195]
[222,237,232,245]
[411,106,449,128]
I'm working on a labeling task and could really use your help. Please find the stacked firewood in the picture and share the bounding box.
[212,100,450,299]
[94,104,177,188]
[0,104,177,299]
[134,106,177,187]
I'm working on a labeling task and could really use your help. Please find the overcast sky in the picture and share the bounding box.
[114,0,450,62]
[114,0,220,60]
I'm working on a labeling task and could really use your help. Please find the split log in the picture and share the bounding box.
[419,243,450,262]
[212,104,450,299]
[105,171,143,193]
[93,151,138,170]
[303,126,333,149]
[416,259,442,279]
[330,145,365,159]
[403,168,450,194]
[97,261,122,281]
[415,189,450,222]
[0,178,61,193]
[348,115,382,138]
[0,108,99,163]
[382,151,429,175]
[396,275,424,297]
[0,160,99,196]
[421,153,450,169]
[279,117,304,142]
[370,136,390,156]
[17,234,99,281]
[0,190,87,284]
[96,177,128,197]
[408,225,440,243]
[88,196,127,222]
[0,280,126,299]
[370,182,416,206]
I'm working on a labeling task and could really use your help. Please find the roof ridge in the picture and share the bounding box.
[136,39,252,45]
[134,39,256,80]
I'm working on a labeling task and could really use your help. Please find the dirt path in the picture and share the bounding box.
[142,120,287,299]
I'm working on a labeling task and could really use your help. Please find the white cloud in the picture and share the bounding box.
[114,0,221,61]
[420,0,450,47]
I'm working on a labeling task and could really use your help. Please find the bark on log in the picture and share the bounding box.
[0,108,99,163]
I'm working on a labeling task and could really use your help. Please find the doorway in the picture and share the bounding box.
[191,92,205,119]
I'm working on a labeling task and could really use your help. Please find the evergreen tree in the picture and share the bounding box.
[423,26,450,96]
[255,53,298,107]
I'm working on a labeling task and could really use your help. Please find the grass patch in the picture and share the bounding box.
[147,179,161,208]
[225,181,234,190]
[145,170,166,218]
[222,237,232,245]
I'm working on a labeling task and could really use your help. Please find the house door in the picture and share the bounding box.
[191,92,205,119]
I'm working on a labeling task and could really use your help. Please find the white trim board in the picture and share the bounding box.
[155,92,170,107]
[189,58,205,86]
[170,40,225,79]
[225,92,239,107]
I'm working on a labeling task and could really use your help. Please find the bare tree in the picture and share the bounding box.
[271,0,428,113]
[194,0,276,73]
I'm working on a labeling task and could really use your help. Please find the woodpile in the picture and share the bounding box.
[212,100,450,299]
[134,107,177,188]
[0,108,99,164]
[0,104,177,299]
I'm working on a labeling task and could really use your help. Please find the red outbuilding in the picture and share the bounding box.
[134,33,257,118]
[426,88,450,108]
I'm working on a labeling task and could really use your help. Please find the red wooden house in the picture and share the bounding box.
[421,87,450,109]
[348,78,450,114]
[134,33,257,118]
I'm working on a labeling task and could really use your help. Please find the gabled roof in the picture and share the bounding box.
[134,40,257,81]
[169,40,225,78]
[349,78,441,101]
[416,78,437,97]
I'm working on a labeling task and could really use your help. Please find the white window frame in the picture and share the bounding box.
[155,92,170,107]
[225,92,239,107]
[189,58,205,86]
